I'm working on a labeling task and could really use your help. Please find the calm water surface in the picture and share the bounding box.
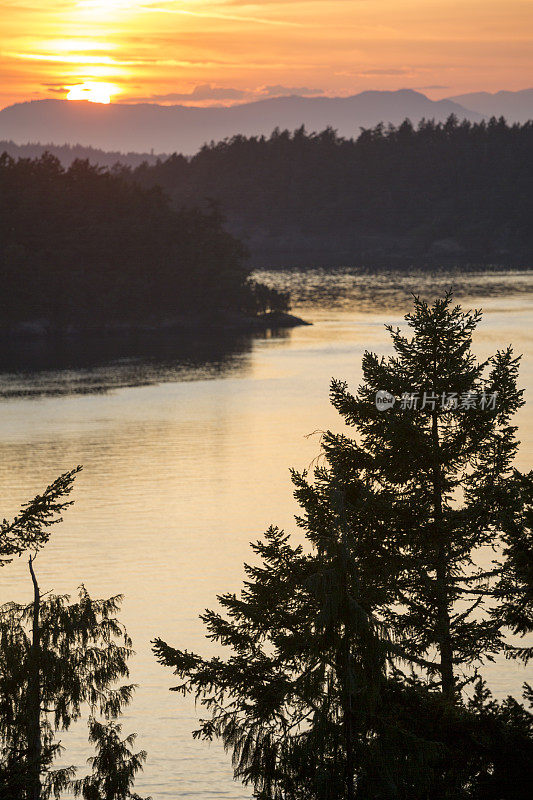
[1,269,532,797]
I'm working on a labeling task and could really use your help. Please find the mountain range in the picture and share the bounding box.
[0,89,484,156]
[448,88,533,122]
[0,88,530,160]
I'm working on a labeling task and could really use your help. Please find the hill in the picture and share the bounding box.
[126,117,533,268]
[0,153,289,332]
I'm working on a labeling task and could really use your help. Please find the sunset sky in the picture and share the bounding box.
[1,0,532,108]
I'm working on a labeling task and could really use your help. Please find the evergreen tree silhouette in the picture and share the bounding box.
[154,292,533,798]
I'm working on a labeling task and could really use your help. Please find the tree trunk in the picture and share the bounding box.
[28,556,42,800]
[431,411,455,701]
[343,625,356,800]
[340,525,356,800]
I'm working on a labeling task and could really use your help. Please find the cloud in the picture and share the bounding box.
[259,85,324,97]
[415,84,450,90]
[133,83,325,104]
[224,0,363,4]
[146,4,301,27]
[355,68,413,76]
[146,84,248,102]
[41,82,68,95]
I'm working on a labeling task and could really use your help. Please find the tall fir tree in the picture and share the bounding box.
[154,292,533,799]
[325,292,529,696]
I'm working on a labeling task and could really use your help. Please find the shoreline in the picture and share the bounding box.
[0,311,310,340]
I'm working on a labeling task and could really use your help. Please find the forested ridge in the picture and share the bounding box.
[127,116,533,267]
[0,153,286,330]
[2,117,530,331]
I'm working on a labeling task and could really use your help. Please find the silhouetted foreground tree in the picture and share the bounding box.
[327,292,528,698]
[0,470,149,800]
[0,153,287,331]
[0,468,80,568]
[72,718,149,800]
[154,293,533,799]
[130,117,533,267]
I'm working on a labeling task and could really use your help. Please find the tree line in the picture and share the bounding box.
[0,141,165,170]
[126,116,533,267]
[1,293,532,798]
[0,153,287,331]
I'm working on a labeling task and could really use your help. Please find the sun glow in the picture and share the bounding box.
[1,1,532,110]
[66,81,119,103]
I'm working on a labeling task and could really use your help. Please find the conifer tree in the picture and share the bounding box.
[0,583,142,799]
[325,292,530,697]
[154,292,533,799]
[154,515,395,800]
[72,717,150,800]
[0,467,81,569]
[0,471,149,800]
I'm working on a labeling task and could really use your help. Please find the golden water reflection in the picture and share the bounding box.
[0,269,531,798]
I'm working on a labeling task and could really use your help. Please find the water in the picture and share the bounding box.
[0,269,532,797]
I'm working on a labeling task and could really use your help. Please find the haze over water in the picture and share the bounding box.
[0,269,532,798]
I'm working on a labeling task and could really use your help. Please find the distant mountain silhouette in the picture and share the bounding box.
[447,89,533,123]
[0,90,482,155]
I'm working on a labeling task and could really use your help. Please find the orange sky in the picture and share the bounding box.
[1,0,532,108]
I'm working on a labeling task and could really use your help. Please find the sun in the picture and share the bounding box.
[66,82,119,104]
